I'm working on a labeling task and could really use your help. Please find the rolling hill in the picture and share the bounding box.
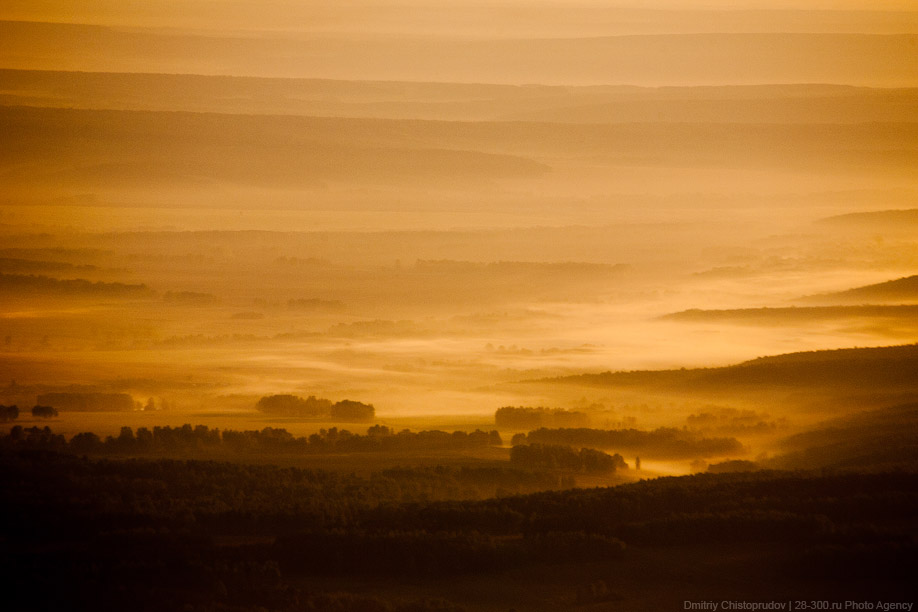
[660,304,918,323]
[2,105,915,196]
[2,21,917,85]
[798,275,918,305]
[537,344,918,395]
[3,70,917,124]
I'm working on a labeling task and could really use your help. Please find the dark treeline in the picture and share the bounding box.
[1,423,503,457]
[0,272,151,297]
[494,405,589,429]
[512,427,743,459]
[510,443,628,473]
[2,447,915,610]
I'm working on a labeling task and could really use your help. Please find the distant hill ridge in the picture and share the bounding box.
[799,275,918,305]
[3,69,917,124]
[660,303,918,322]
[536,343,918,392]
[818,209,918,227]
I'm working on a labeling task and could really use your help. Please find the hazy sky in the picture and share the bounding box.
[3,1,918,29]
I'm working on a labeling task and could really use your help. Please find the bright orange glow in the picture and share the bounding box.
[0,0,915,446]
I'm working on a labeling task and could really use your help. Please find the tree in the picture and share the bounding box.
[0,405,18,422]
[489,430,503,446]
[32,405,58,418]
[135,427,153,447]
[331,400,375,422]
[70,431,102,453]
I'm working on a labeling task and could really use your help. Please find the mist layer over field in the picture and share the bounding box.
[2,1,917,427]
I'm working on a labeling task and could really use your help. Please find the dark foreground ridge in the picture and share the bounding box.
[1,446,915,611]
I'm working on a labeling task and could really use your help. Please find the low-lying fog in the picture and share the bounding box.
[1,1,916,474]
[1,210,914,422]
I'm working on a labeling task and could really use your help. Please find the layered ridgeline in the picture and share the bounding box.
[1,20,916,85]
[528,344,918,402]
[2,69,917,123]
[799,274,918,305]
[3,104,914,196]
[658,270,918,342]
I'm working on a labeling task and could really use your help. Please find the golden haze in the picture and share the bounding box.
[1,2,917,609]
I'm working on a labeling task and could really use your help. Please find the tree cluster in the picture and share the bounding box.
[6,425,66,450]
[0,405,62,421]
[31,405,58,418]
[255,394,375,422]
